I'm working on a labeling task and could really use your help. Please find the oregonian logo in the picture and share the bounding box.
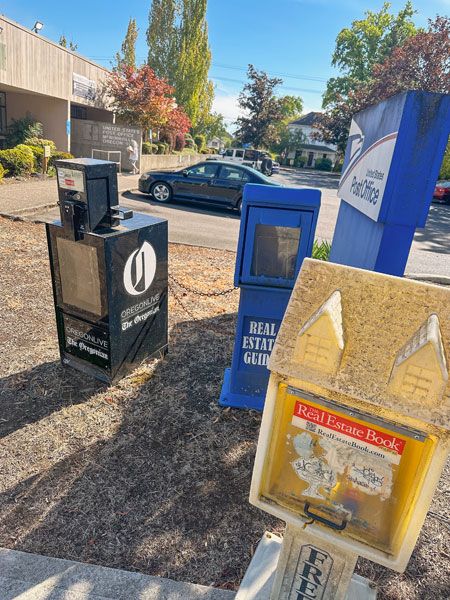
[123,241,157,296]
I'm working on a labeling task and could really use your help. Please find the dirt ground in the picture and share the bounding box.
[0,217,448,598]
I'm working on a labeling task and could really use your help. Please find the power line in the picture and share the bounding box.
[85,56,328,87]
[211,75,323,95]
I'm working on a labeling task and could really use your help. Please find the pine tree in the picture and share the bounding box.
[146,0,179,84]
[115,18,139,71]
[174,0,213,128]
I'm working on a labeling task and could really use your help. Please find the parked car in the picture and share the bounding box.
[138,160,281,212]
[433,181,450,203]
[217,147,280,175]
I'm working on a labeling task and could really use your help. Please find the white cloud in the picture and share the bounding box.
[212,93,243,130]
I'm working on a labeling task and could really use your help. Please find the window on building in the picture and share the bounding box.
[71,105,88,120]
[323,153,327,159]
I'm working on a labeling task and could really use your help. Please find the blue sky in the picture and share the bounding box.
[2,0,448,127]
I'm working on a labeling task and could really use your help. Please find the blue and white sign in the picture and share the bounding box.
[338,121,397,222]
[330,91,450,276]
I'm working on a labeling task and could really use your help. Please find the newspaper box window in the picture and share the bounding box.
[219,184,320,411]
[46,158,168,384]
[244,259,450,599]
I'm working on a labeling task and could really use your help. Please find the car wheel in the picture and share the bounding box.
[151,182,172,203]
[236,197,242,215]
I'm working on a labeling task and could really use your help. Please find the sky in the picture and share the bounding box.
[2,0,448,129]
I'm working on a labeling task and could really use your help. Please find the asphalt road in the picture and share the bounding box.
[8,168,450,277]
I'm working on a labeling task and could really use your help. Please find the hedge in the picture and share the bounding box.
[142,142,158,155]
[0,163,5,181]
[314,157,333,171]
[49,151,73,167]
[24,137,57,151]
[0,147,35,176]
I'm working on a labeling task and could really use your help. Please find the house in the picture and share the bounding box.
[0,15,114,151]
[207,136,225,151]
[287,112,337,167]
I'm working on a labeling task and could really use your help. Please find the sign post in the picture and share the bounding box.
[330,90,450,276]
[219,184,320,410]
[238,258,450,599]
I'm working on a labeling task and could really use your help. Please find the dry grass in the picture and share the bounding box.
[0,217,448,597]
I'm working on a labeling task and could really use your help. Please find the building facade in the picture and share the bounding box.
[0,15,114,151]
[288,112,337,167]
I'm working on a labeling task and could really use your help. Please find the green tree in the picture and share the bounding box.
[115,18,139,71]
[147,0,179,84]
[235,65,284,148]
[193,111,228,140]
[323,2,417,108]
[59,35,78,51]
[278,95,303,121]
[317,15,450,152]
[174,0,213,128]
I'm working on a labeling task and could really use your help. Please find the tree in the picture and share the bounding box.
[115,18,139,71]
[278,95,303,121]
[105,65,191,139]
[147,0,179,84]
[235,65,284,148]
[193,111,228,140]
[59,35,78,51]
[323,2,417,108]
[174,0,213,128]
[271,95,304,153]
[317,16,450,151]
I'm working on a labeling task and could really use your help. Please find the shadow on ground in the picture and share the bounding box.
[413,202,450,255]
[122,190,241,221]
[0,312,279,594]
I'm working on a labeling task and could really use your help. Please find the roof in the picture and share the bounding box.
[289,112,323,126]
[298,143,337,153]
[268,258,450,428]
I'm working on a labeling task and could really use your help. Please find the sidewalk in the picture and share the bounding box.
[0,174,140,217]
[0,548,236,600]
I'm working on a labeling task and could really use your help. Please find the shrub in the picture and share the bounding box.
[160,132,174,151]
[314,157,332,171]
[194,134,206,151]
[312,239,331,261]
[294,155,306,168]
[49,151,74,168]
[24,137,57,151]
[27,145,45,169]
[175,134,186,152]
[439,142,450,179]
[0,163,5,181]
[6,115,43,147]
[0,147,35,176]
[185,133,196,149]
[200,148,210,154]
[142,142,158,154]
[156,142,166,155]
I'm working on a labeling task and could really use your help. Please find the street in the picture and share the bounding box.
[2,168,449,277]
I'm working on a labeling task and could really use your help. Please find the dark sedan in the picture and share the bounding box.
[138,160,280,212]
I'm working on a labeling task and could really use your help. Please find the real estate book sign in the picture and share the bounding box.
[330,91,450,275]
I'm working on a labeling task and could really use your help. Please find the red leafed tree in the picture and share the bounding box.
[105,64,191,138]
[318,16,450,152]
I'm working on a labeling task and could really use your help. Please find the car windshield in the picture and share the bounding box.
[436,181,450,188]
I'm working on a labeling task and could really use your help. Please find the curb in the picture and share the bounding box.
[405,273,450,286]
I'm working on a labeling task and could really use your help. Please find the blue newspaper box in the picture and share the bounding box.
[219,184,320,410]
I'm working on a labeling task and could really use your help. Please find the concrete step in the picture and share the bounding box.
[0,548,236,600]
